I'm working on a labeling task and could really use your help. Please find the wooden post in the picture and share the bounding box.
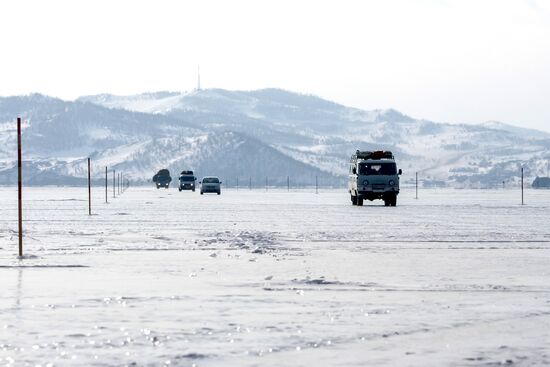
[105,166,108,203]
[113,170,116,198]
[415,172,418,200]
[17,117,23,258]
[88,158,91,215]
[521,167,524,205]
[316,176,318,194]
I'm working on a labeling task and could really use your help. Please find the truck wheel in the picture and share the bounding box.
[385,193,396,206]
[200,191,203,195]
[179,188,182,192]
[351,195,357,205]
[357,197,363,206]
[217,191,221,195]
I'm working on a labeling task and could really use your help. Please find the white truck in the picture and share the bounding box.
[348,150,402,206]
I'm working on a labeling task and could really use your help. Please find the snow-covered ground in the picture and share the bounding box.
[1,187,550,366]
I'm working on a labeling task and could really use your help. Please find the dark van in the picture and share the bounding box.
[153,169,172,189]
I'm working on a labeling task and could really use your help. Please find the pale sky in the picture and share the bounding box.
[1,0,549,131]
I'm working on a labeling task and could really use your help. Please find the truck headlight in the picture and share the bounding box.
[363,180,369,185]
[389,180,395,186]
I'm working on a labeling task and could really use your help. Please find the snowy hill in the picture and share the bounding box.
[79,89,550,187]
[0,89,548,187]
[0,93,339,186]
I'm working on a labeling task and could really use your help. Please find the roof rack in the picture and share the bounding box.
[354,150,394,160]
[180,170,194,175]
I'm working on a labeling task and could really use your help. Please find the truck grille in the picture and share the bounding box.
[372,184,385,190]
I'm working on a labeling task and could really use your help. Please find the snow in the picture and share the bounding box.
[81,92,187,114]
[1,187,550,366]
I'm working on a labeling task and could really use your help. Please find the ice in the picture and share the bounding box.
[0,187,549,366]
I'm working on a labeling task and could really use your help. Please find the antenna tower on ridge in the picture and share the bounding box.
[196,65,201,91]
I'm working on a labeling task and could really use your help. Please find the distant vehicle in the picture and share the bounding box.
[532,176,550,188]
[178,170,197,192]
[200,176,222,195]
[153,169,172,189]
[348,150,402,206]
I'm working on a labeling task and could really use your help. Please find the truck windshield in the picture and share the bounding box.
[359,162,397,175]
[202,178,219,183]
[180,176,194,181]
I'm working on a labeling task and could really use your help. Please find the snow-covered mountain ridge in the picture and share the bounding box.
[0,89,548,187]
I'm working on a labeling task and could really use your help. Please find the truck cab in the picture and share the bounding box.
[348,150,402,206]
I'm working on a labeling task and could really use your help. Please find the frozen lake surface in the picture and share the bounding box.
[1,187,550,366]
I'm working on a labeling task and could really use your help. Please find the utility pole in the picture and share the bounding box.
[415,172,418,200]
[105,166,108,203]
[287,176,290,192]
[87,158,91,215]
[521,167,524,205]
[17,117,23,258]
[316,176,318,194]
[113,170,116,198]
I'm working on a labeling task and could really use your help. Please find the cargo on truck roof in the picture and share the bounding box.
[353,150,394,160]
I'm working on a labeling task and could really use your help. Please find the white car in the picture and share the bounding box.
[200,176,222,195]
